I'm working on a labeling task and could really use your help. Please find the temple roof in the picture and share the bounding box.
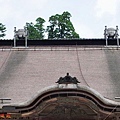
[0,46,120,107]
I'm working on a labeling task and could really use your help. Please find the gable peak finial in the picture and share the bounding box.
[56,73,80,84]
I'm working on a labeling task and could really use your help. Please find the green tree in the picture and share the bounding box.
[26,22,37,39]
[47,11,80,39]
[46,15,59,39]
[34,17,45,39]
[26,17,45,39]
[0,23,6,38]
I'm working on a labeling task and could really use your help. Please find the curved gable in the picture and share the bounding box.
[2,84,120,119]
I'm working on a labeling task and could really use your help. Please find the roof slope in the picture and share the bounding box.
[0,46,120,104]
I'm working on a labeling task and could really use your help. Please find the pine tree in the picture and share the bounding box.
[0,23,6,38]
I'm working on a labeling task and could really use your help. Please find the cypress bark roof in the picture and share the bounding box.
[0,46,120,106]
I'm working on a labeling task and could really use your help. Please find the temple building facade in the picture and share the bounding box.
[0,37,120,119]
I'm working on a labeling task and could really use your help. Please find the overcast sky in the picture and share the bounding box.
[0,0,120,39]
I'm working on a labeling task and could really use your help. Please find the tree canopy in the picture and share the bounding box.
[26,11,80,39]
[26,17,45,39]
[0,23,6,38]
[46,11,79,39]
